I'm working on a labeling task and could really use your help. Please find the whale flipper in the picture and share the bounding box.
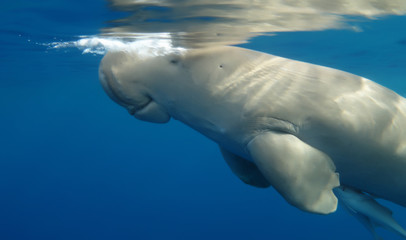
[247,132,340,214]
[334,186,406,239]
[219,146,270,188]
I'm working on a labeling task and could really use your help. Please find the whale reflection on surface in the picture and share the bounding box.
[103,0,406,47]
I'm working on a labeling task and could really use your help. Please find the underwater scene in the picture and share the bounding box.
[1,0,406,239]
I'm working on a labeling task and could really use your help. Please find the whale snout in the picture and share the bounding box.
[99,66,125,106]
[99,52,171,124]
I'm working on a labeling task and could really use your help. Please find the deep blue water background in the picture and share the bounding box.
[1,1,406,240]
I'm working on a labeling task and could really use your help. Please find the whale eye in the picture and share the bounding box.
[170,59,179,64]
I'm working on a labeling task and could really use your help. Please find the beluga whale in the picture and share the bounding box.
[99,46,406,239]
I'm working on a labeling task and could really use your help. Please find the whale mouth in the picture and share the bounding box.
[126,99,152,115]
[99,66,152,113]
[99,57,170,123]
[126,97,170,123]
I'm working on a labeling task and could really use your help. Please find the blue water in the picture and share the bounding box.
[1,1,406,240]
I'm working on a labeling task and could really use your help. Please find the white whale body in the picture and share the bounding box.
[99,46,406,238]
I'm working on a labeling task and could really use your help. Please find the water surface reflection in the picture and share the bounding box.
[102,0,406,47]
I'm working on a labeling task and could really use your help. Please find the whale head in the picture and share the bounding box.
[98,46,275,124]
[99,50,172,123]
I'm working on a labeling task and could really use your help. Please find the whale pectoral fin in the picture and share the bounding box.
[219,146,270,188]
[247,132,340,214]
